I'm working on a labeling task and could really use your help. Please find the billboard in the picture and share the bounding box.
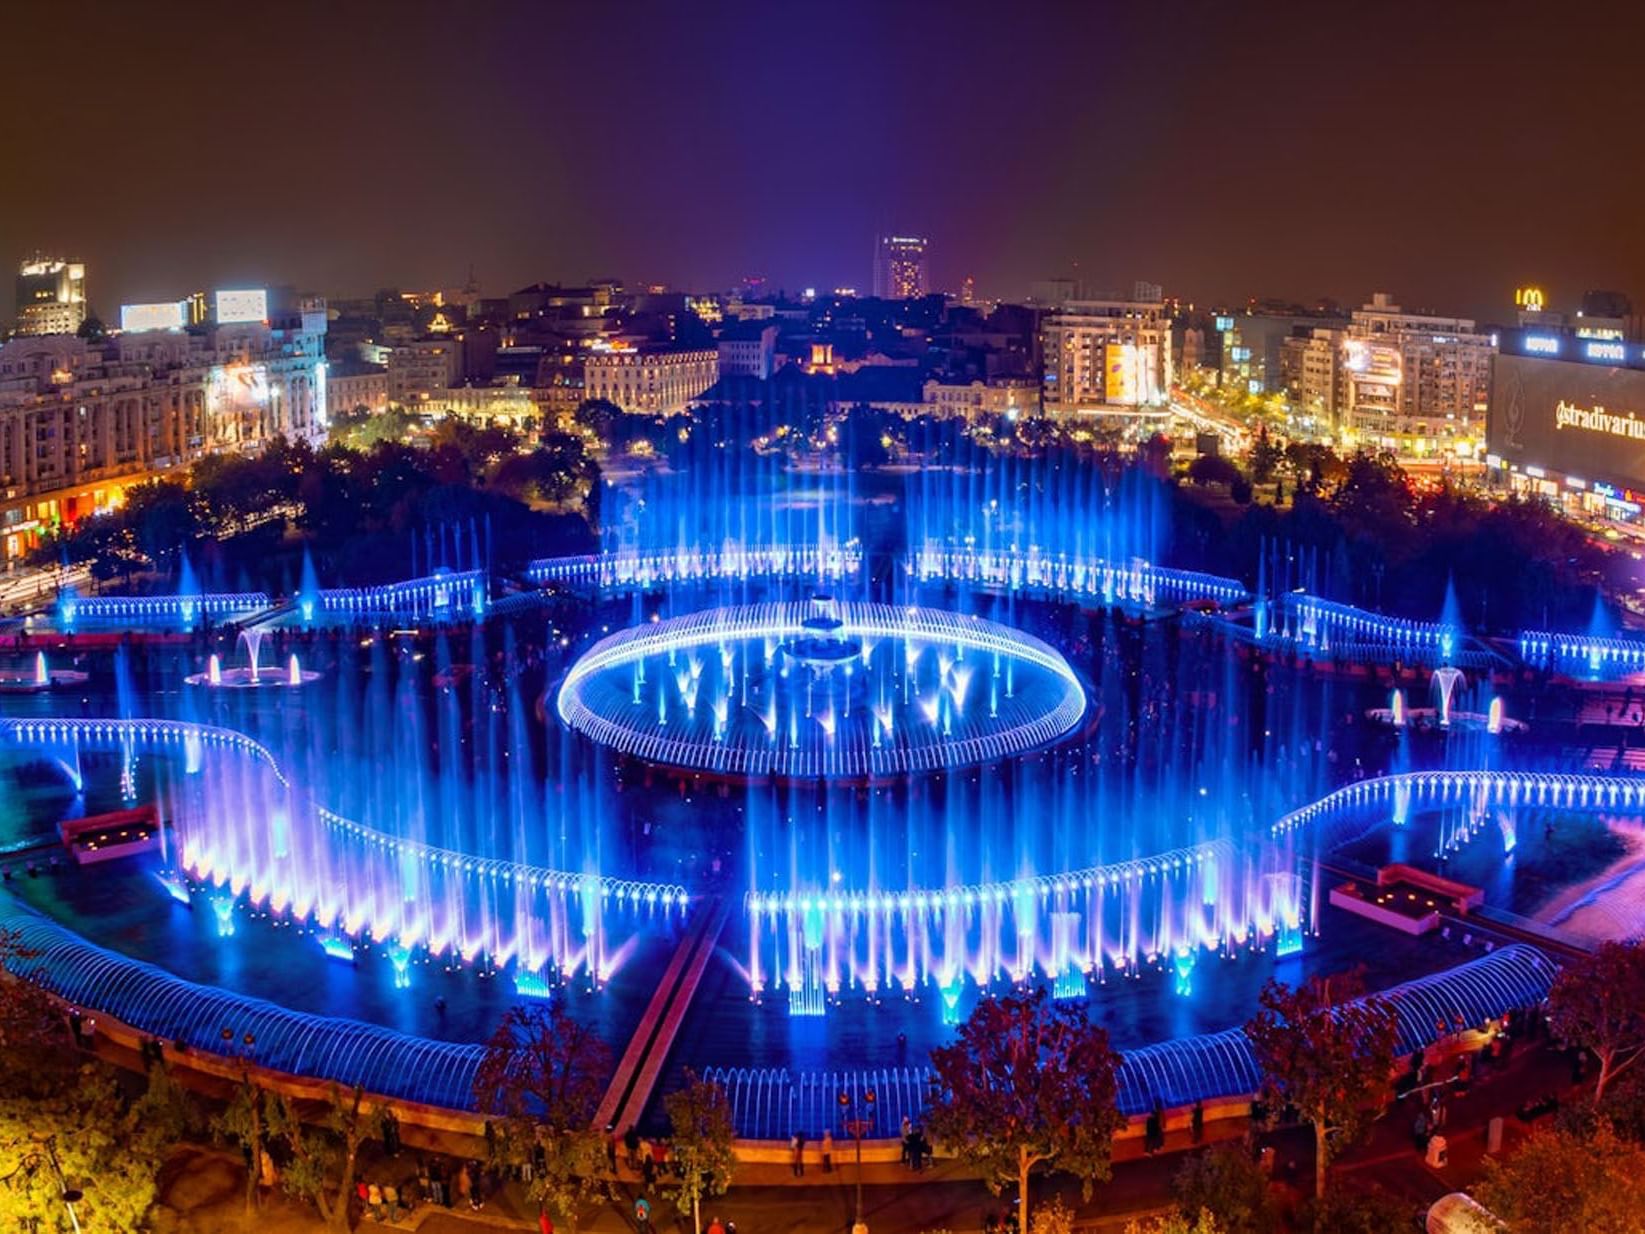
[1489,353,1645,490]
[1104,343,1138,404]
[205,362,271,420]
[120,301,187,333]
[214,288,269,324]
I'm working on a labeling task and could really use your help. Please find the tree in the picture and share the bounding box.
[128,1058,203,1162]
[473,1001,613,1232]
[925,988,1125,1234]
[1248,428,1283,485]
[1243,969,1398,1200]
[663,1071,737,1234]
[1172,1144,1278,1234]
[1547,940,1645,1104]
[0,1064,167,1231]
[0,929,79,1099]
[1123,1210,1227,1234]
[1186,454,1243,489]
[572,398,624,443]
[213,1072,270,1215]
[266,1083,372,1229]
[1031,1195,1076,1234]
[1476,1120,1645,1234]
[1304,1183,1419,1234]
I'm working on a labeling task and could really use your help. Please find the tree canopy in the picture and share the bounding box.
[1477,1120,1645,1234]
[473,1001,613,1231]
[1547,940,1645,1104]
[663,1070,737,1233]
[925,987,1125,1234]
[1244,969,1398,1199]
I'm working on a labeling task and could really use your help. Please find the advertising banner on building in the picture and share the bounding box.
[214,289,269,325]
[1489,353,1645,491]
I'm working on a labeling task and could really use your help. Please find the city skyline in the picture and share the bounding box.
[6,1,1645,322]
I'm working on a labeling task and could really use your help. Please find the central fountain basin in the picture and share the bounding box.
[557,600,1086,779]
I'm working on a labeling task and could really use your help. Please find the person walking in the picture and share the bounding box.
[624,1124,641,1170]
[822,1128,834,1173]
[455,1162,473,1210]
[1191,1099,1204,1145]
[790,1131,806,1177]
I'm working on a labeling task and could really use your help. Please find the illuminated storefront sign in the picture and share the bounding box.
[1523,335,1560,355]
[1585,340,1627,363]
[1554,399,1645,440]
[1514,286,1545,312]
[214,289,269,324]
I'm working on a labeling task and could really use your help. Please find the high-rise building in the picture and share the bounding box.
[1279,327,1346,420]
[873,236,929,300]
[1041,299,1171,415]
[1340,293,1494,457]
[14,257,87,336]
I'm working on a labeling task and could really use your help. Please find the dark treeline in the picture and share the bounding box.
[36,421,599,596]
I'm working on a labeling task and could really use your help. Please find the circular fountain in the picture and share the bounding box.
[557,599,1086,778]
[1366,670,1526,733]
[186,629,322,689]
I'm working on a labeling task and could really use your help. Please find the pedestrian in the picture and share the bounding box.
[1412,1108,1428,1149]
[1191,1099,1204,1145]
[624,1124,642,1169]
[381,1107,401,1157]
[367,1182,383,1220]
[822,1128,834,1173]
[259,1147,277,1193]
[707,1218,727,1234]
[790,1131,806,1177]
[455,1162,472,1210]
[642,1144,657,1189]
[1145,1101,1164,1154]
[605,1126,618,1174]
[538,1207,554,1234]
[384,1183,400,1222]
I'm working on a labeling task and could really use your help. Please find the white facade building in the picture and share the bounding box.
[583,347,718,414]
[0,307,328,562]
[1041,300,1171,415]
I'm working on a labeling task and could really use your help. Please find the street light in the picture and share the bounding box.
[838,1088,876,1234]
[44,1139,83,1234]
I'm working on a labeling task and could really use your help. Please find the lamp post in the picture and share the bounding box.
[43,1138,83,1234]
[838,1087,876,1234]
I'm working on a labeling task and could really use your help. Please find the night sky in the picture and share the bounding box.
[7,0,1645,321]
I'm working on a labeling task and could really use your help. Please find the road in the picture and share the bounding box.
[0,561,86,615]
